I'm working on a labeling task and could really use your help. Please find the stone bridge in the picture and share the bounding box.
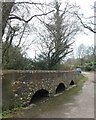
[2,70,81,110]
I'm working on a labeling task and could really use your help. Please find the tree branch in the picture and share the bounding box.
[9,10,55,23]
[74,13,96,33]
[16,23,27,47]
[15,2,44,5]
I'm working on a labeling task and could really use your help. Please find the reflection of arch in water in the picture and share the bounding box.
[69,80,75,85]
[30,89,49,104]
[56,83,66,94]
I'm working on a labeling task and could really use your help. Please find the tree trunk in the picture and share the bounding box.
[2,2,14,36]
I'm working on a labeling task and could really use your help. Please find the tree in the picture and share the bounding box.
[74,1,96,33]
[2,42,23,69]
[75,44,95,71]
[75,13,95,33]
[36,0,82,69]
[2,2,15,36]
[74,2,96,68]
[76,44,87,66]
[77,44,87,59]
[32,52,49,70]
[2,1,54,56]
[2,41,34,70]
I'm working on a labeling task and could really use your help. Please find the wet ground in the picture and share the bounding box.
[62,72,94,118]
[6,72,94,118]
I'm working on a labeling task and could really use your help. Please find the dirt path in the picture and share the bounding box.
[62,72,94,118]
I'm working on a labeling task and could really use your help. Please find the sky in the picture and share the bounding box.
[69,0,94,46]
[25,0,95,59]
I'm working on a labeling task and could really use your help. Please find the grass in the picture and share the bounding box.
[66,76,88,96]
[2,106,24,118]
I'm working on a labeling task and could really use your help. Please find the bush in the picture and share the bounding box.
[84,62,95,71]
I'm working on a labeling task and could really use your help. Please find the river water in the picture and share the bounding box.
[8,72,94,118]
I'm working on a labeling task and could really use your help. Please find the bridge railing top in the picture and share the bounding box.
[2,70,75,74]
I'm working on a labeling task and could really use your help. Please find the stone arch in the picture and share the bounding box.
[29,89,49,104]
[55,83,66,94]
[69,80,75,85]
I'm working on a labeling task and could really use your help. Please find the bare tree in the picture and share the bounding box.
[74,1,96,33]
[74,13,95,33]
[36,0,82,69]
[2,1,54,57]
[77,44,86,59]
[76,44,95,66]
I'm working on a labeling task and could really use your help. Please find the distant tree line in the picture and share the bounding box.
[64,44,96,71]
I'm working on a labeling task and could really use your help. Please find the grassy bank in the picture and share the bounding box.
[65,75,88,97]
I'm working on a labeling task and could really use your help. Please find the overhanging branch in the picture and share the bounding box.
[9,10,55,23]
[15,2,44,5]
[74,13,96,33]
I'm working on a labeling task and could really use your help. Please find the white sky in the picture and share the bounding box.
[26,0,95,59]
[69,0,94,47]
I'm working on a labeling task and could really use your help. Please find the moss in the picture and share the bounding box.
[2,106,24,118]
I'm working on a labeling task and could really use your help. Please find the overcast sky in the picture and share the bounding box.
[69,0,94,45]
[26,0,95,59]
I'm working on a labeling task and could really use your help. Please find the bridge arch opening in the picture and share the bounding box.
[56,83,66,94]
[70,80,75,85]
[30,89,49,104]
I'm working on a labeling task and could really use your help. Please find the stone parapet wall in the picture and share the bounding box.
[2,70,81,110]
